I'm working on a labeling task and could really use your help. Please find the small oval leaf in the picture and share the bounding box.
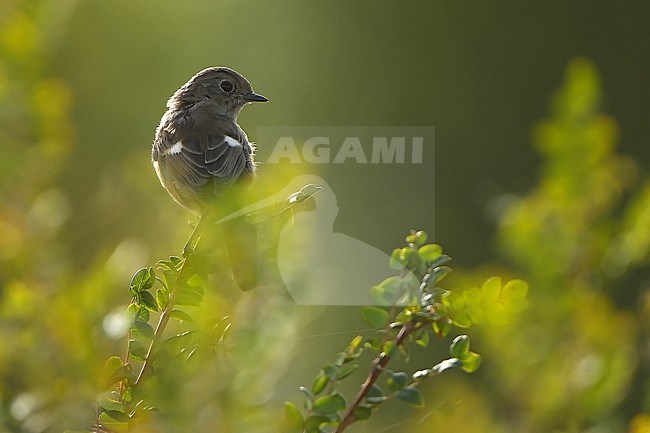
[450,334,470,358]
[460,351,482,373]
[98,395,126,414]
[417,244,442,262]
[396,386,423,406]
[129,267,156,294]
[387,371,409,391]
[336,363,358,380]
[170,309,193,323]
[312,373,329,395]
[313,393,347,414]
[285,401,304,433]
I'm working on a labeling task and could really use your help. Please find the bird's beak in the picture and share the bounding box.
[243,92,269,102]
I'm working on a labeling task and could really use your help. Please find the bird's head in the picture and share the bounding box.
[168,66,268,119]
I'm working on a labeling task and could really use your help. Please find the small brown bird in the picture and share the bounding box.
[152,66,268,216]
[151,67,268,289]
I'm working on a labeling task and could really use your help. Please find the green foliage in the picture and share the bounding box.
[442,277,528,327]
[4,4,644,430]
[100,227,501,433]
[466,58,650,433]
[288,231,524,432]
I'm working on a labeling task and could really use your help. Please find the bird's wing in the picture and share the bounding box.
[154,133,210,190]
[156,133,250,192]
[204,134,249,188]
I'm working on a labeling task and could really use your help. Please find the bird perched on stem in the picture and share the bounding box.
[151,67,268,288]
[152,66,267,216]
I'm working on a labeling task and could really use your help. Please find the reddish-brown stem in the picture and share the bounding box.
[334,321,416,433]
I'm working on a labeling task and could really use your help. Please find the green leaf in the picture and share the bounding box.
[502,278,529,302]
[452,311,472,328]
[158,256,183,273]
[347,335,363,352]
[460,351,482,373]
[405,231,417,245]
[364,337,382,351]
[389,248,404,270]
[360,306,390,329]
[443,289,464,310]
[129,267,156,295]
[450,334,470,358]
[139,291,159,312]
[481,276,502,303]
[342,350,363,363]
[102,356,129,386]
[417,244,442,262]
[433,254,452,267]
[353,405,373,421]
[131,320,155,340]
[170,309,193,323]
[312,372,330,395]
[323,364,339,379]
[121,387,132,404]
[414,230,428,246]
[102,356,123,378]
[161,270,175,291]
[399,247,419,268]
[415,330,430,348]
[396,386,423,406]
[156,289,169,310]
[382,340,396,357]
[371,276,401,305]
[387,371,409,391]
[186,272,206,287]
[129,339,149,361]
[463,286,482,307]
[336,363,358,380]
[313,393,347,414]
[367,384,384,398]
[98,395,126,414]
[366,396,388,404]
[285,401,304,433]
[333,352,347,367]
[433,319,451,338]
[127,303,149,323]
[156,260,174,274]
[98,411,130,432]
[425,266,452,287]
[303,414,331,433]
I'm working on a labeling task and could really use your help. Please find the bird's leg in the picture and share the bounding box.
[182,217,206,258]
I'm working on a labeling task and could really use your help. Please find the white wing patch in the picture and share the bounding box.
[224,136,241,148]
[167,141,183,155]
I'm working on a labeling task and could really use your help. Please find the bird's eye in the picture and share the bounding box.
[219,80,234,93]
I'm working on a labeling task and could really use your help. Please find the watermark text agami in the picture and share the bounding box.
[257,126,434,165]
[267,136,423,164]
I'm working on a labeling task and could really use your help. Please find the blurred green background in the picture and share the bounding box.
[2,1,650,432]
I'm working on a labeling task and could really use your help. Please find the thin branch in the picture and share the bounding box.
[133,221,203,387]
[334,321,417,433]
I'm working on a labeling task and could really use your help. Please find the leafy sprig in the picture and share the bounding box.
[286,230,527,433]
